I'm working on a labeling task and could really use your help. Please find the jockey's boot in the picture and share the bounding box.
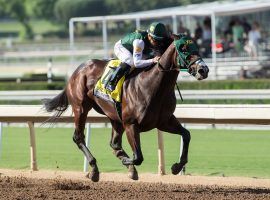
[106,62,131,92]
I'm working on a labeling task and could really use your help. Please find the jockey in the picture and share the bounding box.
[105,22,170,91]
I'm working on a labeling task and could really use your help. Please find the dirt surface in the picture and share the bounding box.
[1,169,270,200]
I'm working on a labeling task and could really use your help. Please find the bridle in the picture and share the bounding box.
[157,45,201,74]
[178,54,202,76]
[157,44,182,72]
[156,39,203,102]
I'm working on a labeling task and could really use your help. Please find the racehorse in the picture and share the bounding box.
[43,34,209,182]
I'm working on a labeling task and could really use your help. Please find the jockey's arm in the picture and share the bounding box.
[132,39,155,68]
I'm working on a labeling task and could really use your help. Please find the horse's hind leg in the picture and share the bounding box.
[110,120,138,180]
[158,115,191,175]
[122,124,144,166]
[72,102,99,182]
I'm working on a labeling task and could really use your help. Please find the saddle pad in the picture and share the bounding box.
[94,60,125,103]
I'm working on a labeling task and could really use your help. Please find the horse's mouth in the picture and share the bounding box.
[197,66,209,80]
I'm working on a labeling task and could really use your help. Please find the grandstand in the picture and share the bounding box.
[69,0,270,79]
[1,0,270,80]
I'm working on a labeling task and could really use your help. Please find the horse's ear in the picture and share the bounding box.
[171,33,187,40]
[171,34,180,40]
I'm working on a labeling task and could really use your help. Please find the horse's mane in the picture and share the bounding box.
[128,37,174,78]
[152,37,174,56]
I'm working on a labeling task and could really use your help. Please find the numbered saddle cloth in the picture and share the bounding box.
[94,60,125,103]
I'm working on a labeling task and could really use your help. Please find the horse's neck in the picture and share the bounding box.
[136,43,178,102]
[159,43,176,71]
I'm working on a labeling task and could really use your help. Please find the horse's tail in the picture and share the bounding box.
[42,89,69,121]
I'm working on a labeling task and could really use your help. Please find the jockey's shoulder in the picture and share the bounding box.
[123,30,145,38]
[134,30,148,39]
[135,29,147,34]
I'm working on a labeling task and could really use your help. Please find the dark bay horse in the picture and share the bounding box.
[43,34,209,182]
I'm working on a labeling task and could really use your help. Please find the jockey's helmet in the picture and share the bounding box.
[148,22,168,41]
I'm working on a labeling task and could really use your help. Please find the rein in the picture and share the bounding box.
[176,83,183,102]
[156,41,201,102]
[157,60,184,102]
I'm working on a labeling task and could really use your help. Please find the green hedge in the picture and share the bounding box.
[0,74,66,83]
[0,79,269,91]
[177,99,270,104]
[0,31,19,38]
[0,82,65,90]
[177,79,270,90]
[0,100,41,105]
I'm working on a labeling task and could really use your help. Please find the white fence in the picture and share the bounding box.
[1,48,269,80]
[0,90,269,100]
[180,56,270,80]
[0,104,270,175]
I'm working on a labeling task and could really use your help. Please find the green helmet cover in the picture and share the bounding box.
[148,22,167,41]
[174,36,199,67]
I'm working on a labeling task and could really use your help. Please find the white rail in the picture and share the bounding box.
[0,89,270,100]
[178,89,270,100]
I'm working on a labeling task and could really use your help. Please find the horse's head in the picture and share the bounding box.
[173,34,209,80]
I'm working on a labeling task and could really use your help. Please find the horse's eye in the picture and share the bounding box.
[180,44,187,52]
[186,55,192,60]
[188,67,194,74]
[182,48,187,52]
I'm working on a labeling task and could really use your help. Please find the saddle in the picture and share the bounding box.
[94,60,125,119]
[94,59,125,103]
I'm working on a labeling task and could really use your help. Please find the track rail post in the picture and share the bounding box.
[157,129,165,175]
[83,123,91,172]
[27,121,38,171]
[0,122,2,159]
[179,136,185,175]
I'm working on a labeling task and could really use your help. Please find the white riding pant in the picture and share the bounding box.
[114,40,134,67]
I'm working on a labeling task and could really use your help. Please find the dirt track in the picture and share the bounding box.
[1,169,270,200]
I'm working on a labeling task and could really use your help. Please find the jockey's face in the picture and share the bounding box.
[148,34,162,48]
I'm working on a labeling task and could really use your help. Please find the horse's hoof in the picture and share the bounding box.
[128,165,138,180]
[171,163,183,175]
[87,170,100,182]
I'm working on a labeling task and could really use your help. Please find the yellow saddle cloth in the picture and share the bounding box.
[94,60,125,103]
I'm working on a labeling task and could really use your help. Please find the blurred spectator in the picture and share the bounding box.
[242,17,251,35]
[232,18,244,54]
[178,21,190,36]
[224,18,235,37]
[202,22,211,41]
[244,21,261,58]
[194,22,203,49]
[239,66,247,80]
[201,17,212,57]
[215,33,232,54]
[194,22,203,41]
[165,24,173,36]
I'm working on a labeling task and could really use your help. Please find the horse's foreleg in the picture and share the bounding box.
[122,124,144,166]
[73,105,99,182]
[158,115,191,175]
[110,121,138,180]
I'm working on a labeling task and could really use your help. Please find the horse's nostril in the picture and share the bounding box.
[198,69,204,74]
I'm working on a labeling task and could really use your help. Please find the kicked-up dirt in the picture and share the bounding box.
[0,169,270,200]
